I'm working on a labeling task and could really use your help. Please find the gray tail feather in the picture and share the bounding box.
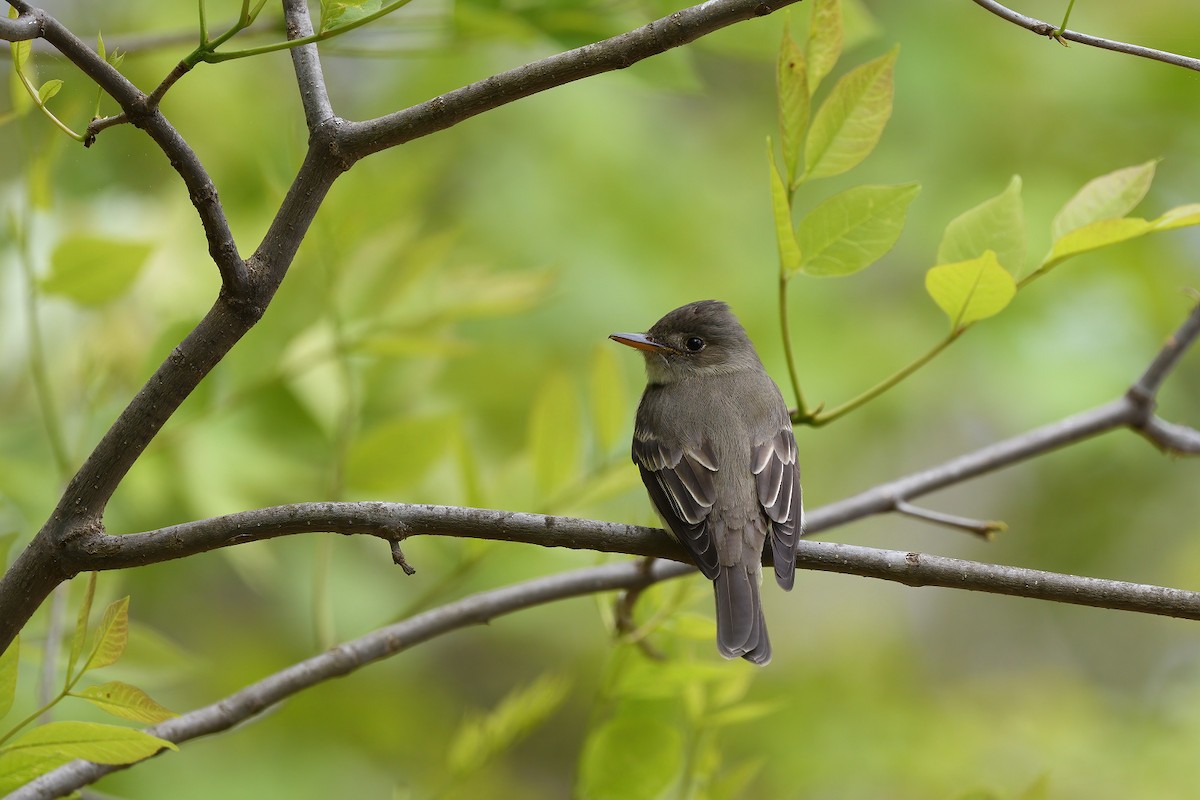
[713,566,771,665]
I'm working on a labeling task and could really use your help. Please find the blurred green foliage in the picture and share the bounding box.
[2,0,1200,797]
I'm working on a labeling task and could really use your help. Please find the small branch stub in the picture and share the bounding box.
[390,538,416,575]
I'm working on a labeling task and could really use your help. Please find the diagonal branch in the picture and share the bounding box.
[18,541,1200,799]
[970,0,1200,73]
[341,0,804,159]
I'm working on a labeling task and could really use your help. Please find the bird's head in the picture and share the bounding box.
[609,300,762,385]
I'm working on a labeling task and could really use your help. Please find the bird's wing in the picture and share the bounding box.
[632,432,721,579]
[751,423,802,590]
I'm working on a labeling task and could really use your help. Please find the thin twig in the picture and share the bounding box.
[970,0,1200,72]
[893,500,1004,540]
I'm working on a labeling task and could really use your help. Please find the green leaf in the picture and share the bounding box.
[320,0,383,33]
[776,23,808,186]
[589,344,627,454]
[43,235,153,307]
[804,46,897,181]
[937,175,1026,274]
[76,681,177,724]
[83,596,129,673]
[68,572,97,684]
[12,39,31,71]
[795,182,920,277]
[37,79,63,104]
[925,251,1016,328]
[447,673,568,777]
[0,721,176,765]
[1051,160,1157,239]
[1033,202,1200,278]
[767,141,801,276]
[96,30,105,61]
[577,713,683,800]
[1150,202,1200,232]
[805,0,844,97]
[1041,217,1152,273]
[0,750,74,797]
[345,414,456,493]
[529,372,582,497]
[0,636,17,720]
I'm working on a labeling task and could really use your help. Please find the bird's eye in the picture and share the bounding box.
[684,337,705,353]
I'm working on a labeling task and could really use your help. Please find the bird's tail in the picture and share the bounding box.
[713,565,771,665]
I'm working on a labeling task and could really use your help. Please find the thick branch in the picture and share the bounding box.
[0,11,37,40]
[341,0,802,159]
[20,540,1200,798]
[970,0,1200,72]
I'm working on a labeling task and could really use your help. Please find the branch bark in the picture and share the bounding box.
[970,0,1200,73]
[20,539,1200,800]
[0,0,809,655]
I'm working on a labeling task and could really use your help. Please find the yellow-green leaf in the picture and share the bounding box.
[0,750,74,797]
[0,721,176,765]
[11,39,30,70]
[776,23,808,186]
[68,572,97,683]
[77,681,177,724]
[0,636,17,720]
[577,713,682,800]
[320,0,382,33]
[43,235,153,307]
[805,0,844,97]
[925,251,1016,328]
[83,596,129,673]
[588,344,627,454]
[1151,203,1200,232]
[529,372,582,497]
[1051,160,1157,239]
[767,141,801,276]
[1042,217,1152,272]
[37,79,63,104]
[796,182,920,277]
[804,46,897,181]
[447,673,568,777]
[937,175,1026,274]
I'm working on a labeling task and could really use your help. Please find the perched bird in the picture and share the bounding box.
[610,300,802,665]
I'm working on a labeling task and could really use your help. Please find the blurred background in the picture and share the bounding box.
[2,0,1200,797]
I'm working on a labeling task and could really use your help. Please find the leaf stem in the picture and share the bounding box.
[1056,0,1077,34]
[803,329,963,427]
[778,274,809,419]
[10,47,84,142]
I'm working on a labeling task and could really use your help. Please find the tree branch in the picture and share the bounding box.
[19,540,1200,798]
[10,560,680,800]
[340,0,803,159]
[970,0,1200,73]
[0,10,37,41]
[282,0,333,130]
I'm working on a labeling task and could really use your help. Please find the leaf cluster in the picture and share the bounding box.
[0,574,177,794]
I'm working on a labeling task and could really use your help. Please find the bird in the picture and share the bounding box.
[610,300,802,665]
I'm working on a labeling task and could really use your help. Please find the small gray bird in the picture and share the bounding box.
[610,300,802,665]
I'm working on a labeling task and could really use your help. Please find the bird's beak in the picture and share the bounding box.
[609,332,674,353]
